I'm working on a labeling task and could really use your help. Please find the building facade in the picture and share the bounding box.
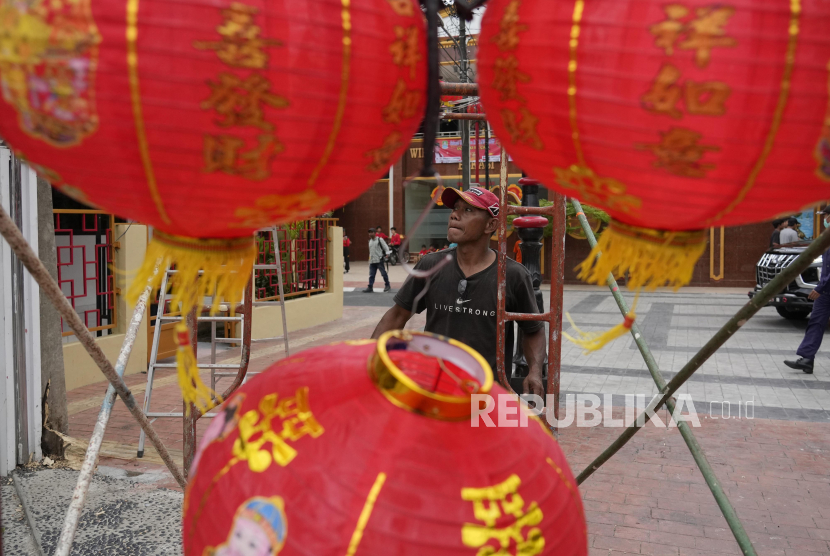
[335,135,822,288]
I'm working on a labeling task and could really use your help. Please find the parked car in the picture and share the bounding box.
[749,241,822,319]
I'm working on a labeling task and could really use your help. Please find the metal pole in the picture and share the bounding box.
[547,192,566,434]
[53,274,156,556]
[569,198,758,556]
[459,15,470,190]
[495,147,510,389]
[0,204,187,488]
[439,82,478,96]
[8,153,28,465]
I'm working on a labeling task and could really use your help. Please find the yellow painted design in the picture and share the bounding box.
[231,190,331,229]
[385,0,413,17]
[0,0,100,146]
[232,387,324,472]
[709,226,724,280]
[126,0,171,224]
[553,165,640,215]
[344,339,376,346]
[636,126,719,178]
[390,25,421,79]
[364,131,405,172]
[707,0,800,223]
[307,0,351,187]
[345,472,387,556]
[545,457,575,495]
[567,0,586,167]
[649,4,738,68]
[192,2,281,69]
[461,474,544,555]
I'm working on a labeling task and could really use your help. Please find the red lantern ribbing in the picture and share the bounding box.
[183,332,588,556]
[477,0,830,295]
[0,0,426,406]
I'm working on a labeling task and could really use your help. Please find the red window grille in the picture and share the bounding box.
[254,218,335,301]
[54,210,117,337]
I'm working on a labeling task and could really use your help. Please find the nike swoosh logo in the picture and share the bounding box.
[456,298,472,304]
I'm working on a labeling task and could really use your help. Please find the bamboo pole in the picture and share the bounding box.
[569,198,758,556]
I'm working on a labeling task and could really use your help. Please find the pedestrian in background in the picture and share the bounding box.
[769,218,786,248]
[375,225,389,242]
[785,212,830,374]
[363,228,392,293]
[343,233,351,273]
[779,217,800,244]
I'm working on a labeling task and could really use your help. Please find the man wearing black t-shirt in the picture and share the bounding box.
[370,186,546,397]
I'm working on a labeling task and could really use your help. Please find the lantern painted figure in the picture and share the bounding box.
[0,0,426,407]
[477,0,830,296]
[183,331,588,556]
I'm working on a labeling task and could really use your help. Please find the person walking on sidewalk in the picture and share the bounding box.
[364,227,392,293]
[785,212,830,374]
[343,233,351,273]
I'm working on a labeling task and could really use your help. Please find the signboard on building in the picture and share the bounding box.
[434,137,508,164]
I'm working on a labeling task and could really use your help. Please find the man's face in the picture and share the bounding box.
[368,231,375,239]
[778,221,787,230]
[447,198,497,243]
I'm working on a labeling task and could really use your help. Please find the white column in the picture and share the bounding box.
[388,166,394,231]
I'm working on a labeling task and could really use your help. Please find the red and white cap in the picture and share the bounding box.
[440,186,500,217]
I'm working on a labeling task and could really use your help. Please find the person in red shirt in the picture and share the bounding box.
[374,225,389,241]
[389,227,401,247]
[343,233,352,273]
[418,245,428,256]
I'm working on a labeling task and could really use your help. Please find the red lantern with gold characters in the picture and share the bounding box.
[0,0,426,406]
[183,332,588,556]
[478,0,830,293]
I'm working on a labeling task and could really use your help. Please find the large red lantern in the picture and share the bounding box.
[478,0,830,293]
[183,331,588,556]
[0,0,425,406]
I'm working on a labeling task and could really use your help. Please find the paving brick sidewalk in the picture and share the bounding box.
[61,290,830,555]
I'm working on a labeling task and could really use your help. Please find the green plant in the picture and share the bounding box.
[506,199,610,238]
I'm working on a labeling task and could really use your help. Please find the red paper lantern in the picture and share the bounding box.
[478,0,830,291]
[183,332,588,556]
[0,0,425,406]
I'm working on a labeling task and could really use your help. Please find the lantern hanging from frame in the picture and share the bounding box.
[477,0,830,294]
[183,331,588,556]
[0,0,426,409]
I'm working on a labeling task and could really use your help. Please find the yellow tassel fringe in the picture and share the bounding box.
[174,324,221,414]
[128,231,256,412]
[576,220,707,292]
[564,310,637,353]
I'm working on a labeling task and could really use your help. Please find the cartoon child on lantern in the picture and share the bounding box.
[205,496,287,556]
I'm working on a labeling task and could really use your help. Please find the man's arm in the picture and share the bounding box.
[371,304,413,339]
[521,327,546,398]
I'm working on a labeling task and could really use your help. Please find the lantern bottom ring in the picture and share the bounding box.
[369,331,493,421]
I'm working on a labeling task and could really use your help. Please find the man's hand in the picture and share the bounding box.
[522,371,545,399]
[809,289,821,301]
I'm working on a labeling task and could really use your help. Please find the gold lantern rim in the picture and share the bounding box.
[369,330,494,421]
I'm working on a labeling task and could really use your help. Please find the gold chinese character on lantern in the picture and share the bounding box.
[491,0,527,52]
[202,133,283,179]
[461,475,545,556]
[231,190,331,229]
[193,2,282,69]
[553,165,642,215]
[389,25,421,79]
[637,127,719,178]
[649,4,737,67]
[232,387,324,472]
[382,80,422,124]
[501,107,542,150]
[641,64,731,118]
[492,55,530,102]
[365,131,404,172]
[201,73,289,130]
